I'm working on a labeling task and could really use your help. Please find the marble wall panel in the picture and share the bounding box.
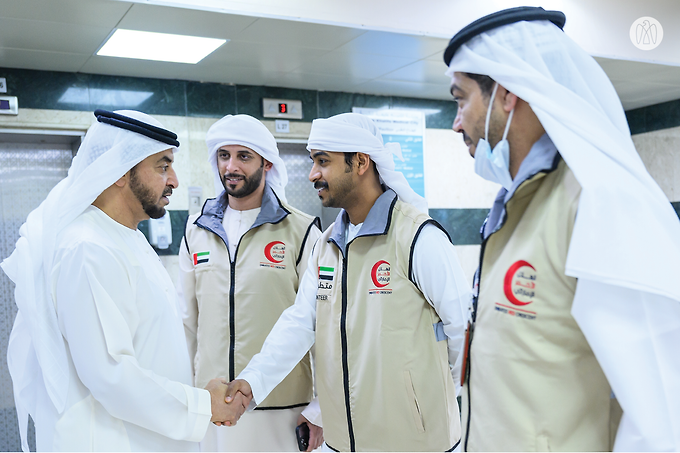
[186,82,237,118]
[632,125,680,202]
[452,244,480,288]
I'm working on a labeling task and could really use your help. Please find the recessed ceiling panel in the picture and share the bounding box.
[355,79,451,100]
[0,0,130,28]
[235,17,366,51]
[381,59,450,84]
[119,3,257,39]
[294,52,415,79]
[0,18,112,54]
[205,41,326,72]
[334,31,448,59]
[0,48,90,72]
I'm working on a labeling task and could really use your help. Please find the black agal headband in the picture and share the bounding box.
[443,6,566,66]
[94,109,180,147]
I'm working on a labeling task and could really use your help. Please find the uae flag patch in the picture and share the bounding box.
[318,266,334,281]
[193,251,210,265]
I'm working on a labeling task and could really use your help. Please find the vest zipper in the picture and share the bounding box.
[340,252,356,452]
[229,257,236,381]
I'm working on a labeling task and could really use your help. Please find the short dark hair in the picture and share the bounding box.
[343,152,380,176]
[464,72,495,98]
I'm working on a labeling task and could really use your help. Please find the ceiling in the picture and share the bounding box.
[0,0,679,110]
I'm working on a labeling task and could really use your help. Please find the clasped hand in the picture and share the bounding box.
[205,378,253,427]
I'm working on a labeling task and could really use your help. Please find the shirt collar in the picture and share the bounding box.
[196,183,288,237]
[482,134,560,239]
[328,189,397,253]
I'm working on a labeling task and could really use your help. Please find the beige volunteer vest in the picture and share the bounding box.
[314,195,460,452]
[463,160,620,451]
[185,200,316,409]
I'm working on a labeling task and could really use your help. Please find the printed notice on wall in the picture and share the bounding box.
[352,108,426,197]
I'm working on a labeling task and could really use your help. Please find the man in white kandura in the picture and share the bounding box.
[1,110,246,452]
[225,113,473,452]
[443,7,680,451]
[178,114,323,451]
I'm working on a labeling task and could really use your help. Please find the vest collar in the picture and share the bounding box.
[328,189,397,252]
[195,183,289,246]
[482,135,561,240]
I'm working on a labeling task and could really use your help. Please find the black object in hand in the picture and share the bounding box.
[296,422,310,451]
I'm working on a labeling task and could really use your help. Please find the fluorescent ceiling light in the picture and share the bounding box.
[97,29,227,64]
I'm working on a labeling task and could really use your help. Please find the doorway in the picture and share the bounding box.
[0,131,81,451]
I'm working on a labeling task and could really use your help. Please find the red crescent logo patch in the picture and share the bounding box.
[264,241,285,263]
[371,260,391,288]
[503,260,536,306]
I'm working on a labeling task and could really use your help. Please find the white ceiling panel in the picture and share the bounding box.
[203,41,327,72]
[0,1,677,109]
[355,79,451,100]
[119,3,258,38]
[334,31,448,59]
[294,52,414,79]
[0,48,90,72]
[266,72,371,92]
[235,18,366,51]
[0,0,130,27]
[381,59,450,84]
[0,18,112,54]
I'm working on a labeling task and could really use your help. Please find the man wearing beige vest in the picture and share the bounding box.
[224,113,473,452]
[178,115,323,451]
[444,7,680,451]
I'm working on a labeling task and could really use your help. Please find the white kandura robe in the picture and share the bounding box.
[22,206,211,451]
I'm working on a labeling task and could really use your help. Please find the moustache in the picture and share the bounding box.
[462,132,473,146]
[314,181,329,190]
[223,173,245,180]
[162,188,173,197]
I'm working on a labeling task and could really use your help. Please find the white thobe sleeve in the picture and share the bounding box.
[297,224,323,427]
[56,242,211,442]
[572,280,680,451]
[178,236,198,378]
[238,248,318,406]
[411,223,473,396]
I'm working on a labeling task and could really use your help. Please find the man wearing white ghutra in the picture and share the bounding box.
[444,7,680,451]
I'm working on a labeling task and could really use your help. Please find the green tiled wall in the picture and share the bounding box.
[0,67,457,129]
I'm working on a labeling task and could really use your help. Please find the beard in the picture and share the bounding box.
[130,168,170,219]
[313,174,353,209]
[222,165,264,198]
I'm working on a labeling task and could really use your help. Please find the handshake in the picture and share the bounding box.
[205,378,253,426]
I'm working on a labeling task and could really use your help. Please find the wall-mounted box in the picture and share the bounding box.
[0,96,18,115]
[262,98,302,120]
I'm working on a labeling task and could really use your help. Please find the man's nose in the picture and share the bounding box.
[309,166,321,183]
[168,166,179,189]
[452,113,463,133]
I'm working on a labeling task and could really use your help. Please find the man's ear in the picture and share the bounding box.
[263,158,273,172]
[499,85,518,113]
[115,172,129,188]
[355,152,372,176]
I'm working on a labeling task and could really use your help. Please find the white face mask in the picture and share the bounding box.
[474,82,515,190]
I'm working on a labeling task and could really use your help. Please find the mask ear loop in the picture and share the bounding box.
[484,82,500,140]
[502,107,515,141]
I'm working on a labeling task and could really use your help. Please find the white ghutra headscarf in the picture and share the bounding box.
[1,110,178,451]
[307,113,428,214]
[206,114,288,202]
[446,15,680,451]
